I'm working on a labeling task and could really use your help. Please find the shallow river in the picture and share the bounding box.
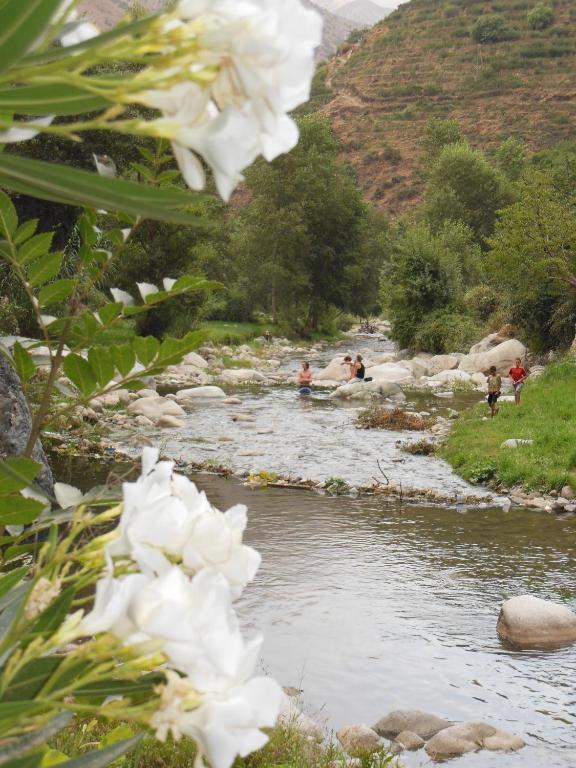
[56,336,576,767]
[54,460,576,768]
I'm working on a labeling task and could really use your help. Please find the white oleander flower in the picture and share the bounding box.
[137,282,159,301]
[60,20,99,47]
[54,482,84,509]
[110,288,135,306]
[0,116,54,143]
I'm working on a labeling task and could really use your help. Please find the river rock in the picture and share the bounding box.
[497,595,576,646]
[277,694,322,741]
[337,725,382,754]
[134,415,154,428]
[232,413,256,422]
[134,388,159,399]
[365,363,413,384]
[561,485,575,500]
[0,355,53,494]
[469,333,508,355]
[395,731,425,751]
[404,358,429,379]
[500,439,534,449]
[156,415,184,429]
[425,722,525,760]
[182,351,208,368]
[459,339,526,375]
[427,355,461,375]
[220,368,267,384]
[127,396,185,420]
[470,371,487,387]
[314,356,350,382]
[428,369,471,384]
[176,386,226,401]
[332,380,405,402]
[92,389,130,408]
[223,397,242,404]
[374,710,451,740]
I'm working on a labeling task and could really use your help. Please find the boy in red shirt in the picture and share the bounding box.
[509,357,528,405]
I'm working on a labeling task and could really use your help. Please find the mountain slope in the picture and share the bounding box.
[338,0,391,25]
[320,0,576,213]
[79,0,358,61]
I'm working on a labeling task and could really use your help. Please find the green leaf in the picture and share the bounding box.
[18,233,54,265]
[0,586,28,645]
[62,354,97,397]
[157,331,206,367]
[0,713,72,766]
[0,567,28,602]
[0,655,60,697]
[38,279,74,307]
[0,752,43,768]
[132,336,159,366]
[0,85,111,116]
[13,342,36,384]
[27,252,62,287]
[0,458,42,494]
[87,348,115,387]
[0,190,17,238]
[13,219,38,245]
[30,587,74,637]
[111,345,135,378]
[0,155,208,226]
[0,0,64,74]
[100,725,134,748]
[41,751,68,767]
[97,304,121,325]
[54,737,142,768]
[0,496,45,526]
[75,673,164,702]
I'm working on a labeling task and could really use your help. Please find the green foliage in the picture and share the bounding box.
[414,311,481,353]
[527,3,554,30]
[399,438,436,456]
[464,284,501,320]
[471,14,519,44]
[424,143,513,242]
[486,171,576,350]
[421,118,465,170]
[443,356,576,491]
[496,137,526,181]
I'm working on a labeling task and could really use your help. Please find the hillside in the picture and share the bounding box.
[338,0,392,25]
[319,0,576,214]
[79,0,358,61]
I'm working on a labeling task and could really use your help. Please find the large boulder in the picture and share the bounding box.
[176,386,226,401]
[425,722,525,760]
[181,351,208,368]
[404,358,430,379]
[459,339,526,375]
[374,710,451,741]
[497,595,576,646]
[428,370,471,384]
[337,725,382,754]
[468,333,509,355]
[427,355,461,376]
[365,363,413,384]
[314,356,350,382]
[127,396,185,420]
[220,368,267,384]
[0,355,53,494]
[332,380,405,402]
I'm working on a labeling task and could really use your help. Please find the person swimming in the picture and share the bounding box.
[298,361,312,388]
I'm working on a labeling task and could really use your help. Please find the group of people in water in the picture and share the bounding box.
[486,357,529,417]
[297,354,367,390]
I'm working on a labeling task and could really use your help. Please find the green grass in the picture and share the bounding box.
[442,356,576,492]
[200,321,279,345]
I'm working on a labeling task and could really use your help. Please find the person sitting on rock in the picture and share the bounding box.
[487,365,502,418]
[298,361,312,389]
[509,357,528,405]
[349,354,366,383]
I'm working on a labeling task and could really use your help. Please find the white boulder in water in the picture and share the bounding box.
[427,354,461,375]
[220,368,267,384]
[314,356,350,382]
[127,396,185,420]
[181,351,208,368]
[428,369,471,384]
[176,386,226,401]
[459,339,526,375]
[497,595,576,646]
[365,362,413,384]
[374,709,451,740]
[332,380,405,401]
[337,725,382,754]
[425,721,525,760]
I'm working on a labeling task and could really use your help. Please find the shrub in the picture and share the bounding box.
[464,284,501,320]
[471,14,519,43]
[414,311,481,353]
[527,3,554,30]
[399,438,436,455]
[0,295,20,334]
[358,407,432,431]
[468,460,498,483]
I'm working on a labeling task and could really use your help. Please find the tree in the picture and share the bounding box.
[527,4,554,30]
[421,118,465,170]
[235,114,367,334]
[472,14,518,43]
[496,137,527,181]
[487,172,576,350]
[424,143,512,243]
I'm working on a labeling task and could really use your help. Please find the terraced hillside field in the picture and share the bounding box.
[320,0,576,213]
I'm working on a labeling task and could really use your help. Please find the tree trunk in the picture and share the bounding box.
[0,355,53,494]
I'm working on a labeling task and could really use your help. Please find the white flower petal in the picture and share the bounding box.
[110,288,135,306]
[163,277,177,291]
[60,21,99,47]
[0,116,54,143]
[137,282,159,301]
[53,482,84,509]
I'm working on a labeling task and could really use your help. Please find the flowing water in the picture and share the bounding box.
[54,336,576,767]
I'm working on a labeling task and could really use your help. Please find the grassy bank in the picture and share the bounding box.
[443,356,576,493]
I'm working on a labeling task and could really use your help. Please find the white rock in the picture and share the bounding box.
[156,415,184,429]
[425,722,524,760]
[314,356,351,382]
[374,710,451,740]
[182,351,208,368]
[459,339,526,375]
[470,371,487,387]
[332,380,405,401]
[500,439,534,449]
[497,595,576,646]
[427,354,461,375]
[223,397,242,404]
[127,397,185,420]
[561,485,574,500]
[429,369,471,384]
[176,386,226,401]
[91,389,130,408]
[134,415,154,428]
[135,388,159,399]
[365,363,414,384]
[232,413,256,422]
[395,731,425,751]
[404,358,430,378]
[220,368,267,384]
[337,725,382,754]
[469,333,507,354]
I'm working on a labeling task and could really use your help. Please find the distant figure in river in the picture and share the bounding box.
[487,365,502,418]
[264,330,273,343]
[349,354,366,383]
[298,361,312,388]
[509,357,528,405]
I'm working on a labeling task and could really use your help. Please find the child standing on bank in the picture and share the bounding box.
[487,365,502,418]
[509,357,528,405]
